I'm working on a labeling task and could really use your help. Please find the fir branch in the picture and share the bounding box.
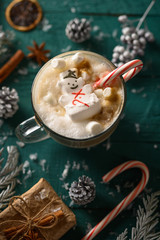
[116,192,160,240]
[0,180,16,209]
[0,146,19,177]
[0,146,23,211]
[116,229,128,240]
[131,192,160,240]
[0,165,23,187]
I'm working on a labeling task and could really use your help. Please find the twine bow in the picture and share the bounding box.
[0,196,63,240]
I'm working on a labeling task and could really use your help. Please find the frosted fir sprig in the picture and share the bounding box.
[112,0,156,67]
[116,191,160,240]
[117,229,128,240]
[0,25,15,63]
[0,146,23,210]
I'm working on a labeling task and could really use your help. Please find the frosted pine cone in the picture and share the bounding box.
[65,18,91,43]
[0,87,19,119]
[69,175,96,205]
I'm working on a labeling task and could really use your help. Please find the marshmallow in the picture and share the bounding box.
[94,89,103,98]
[103,87,112,98]
[51,58,66,69]
[43,92,57,105]
[81,71,90,81]
[86,121,103,135]
[72,52,84,64]
[102,99,110,107]
[65,92,101,122]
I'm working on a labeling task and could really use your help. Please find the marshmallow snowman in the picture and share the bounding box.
[58,69,101,122]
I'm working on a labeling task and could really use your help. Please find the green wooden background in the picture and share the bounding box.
[0,0,160,239]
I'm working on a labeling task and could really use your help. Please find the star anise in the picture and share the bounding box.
[23,230,43,240]
[27,41,50,65]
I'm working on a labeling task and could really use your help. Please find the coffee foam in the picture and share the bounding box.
[33,52,124,139]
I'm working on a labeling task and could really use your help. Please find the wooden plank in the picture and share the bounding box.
[1,0,160,15]
[1,12,160,77]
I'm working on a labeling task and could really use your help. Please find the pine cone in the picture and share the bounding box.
[69,175,96,205]
[0,86,19,119]
[65,18,91,43]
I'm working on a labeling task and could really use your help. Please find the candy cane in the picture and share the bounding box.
[81,160,149,240]
[93,59,143,89]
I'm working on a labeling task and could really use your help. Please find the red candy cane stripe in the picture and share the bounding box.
[122,65,143,82]
[93,59,143,89]
[81,161,149,240]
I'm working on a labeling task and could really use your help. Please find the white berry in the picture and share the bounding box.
[139,37,146,45]
[133,40,140,46]
[112,58,117,64]
[117,62,123,67]
[133,45,139,50]
[131,33,138,40]
[113,52,119,59]
[119,54,125,61]
[123,51,131,58]
[145,32,154,42]
[137,49,144,56]
[118,46,125,53]
[113,46,120,52]
[120,35,126,42]
[125,35,131,42]
[137,29,145,36]
[122,27,131,35]
[130,50,137,58]
[118,15,128,23]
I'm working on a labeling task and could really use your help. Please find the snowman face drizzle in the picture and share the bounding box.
[59,69,84,94]
[64,69,77,79]
[64,70,79,90]
[68,79,78,90]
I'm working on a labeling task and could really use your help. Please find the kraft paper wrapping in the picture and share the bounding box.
[0,178,76,240]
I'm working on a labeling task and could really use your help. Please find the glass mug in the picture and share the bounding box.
[15,50,142,148]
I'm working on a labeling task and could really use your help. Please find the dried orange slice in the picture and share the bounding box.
[5,0,42,31]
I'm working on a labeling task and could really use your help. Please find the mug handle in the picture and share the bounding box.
[15,116,49,143]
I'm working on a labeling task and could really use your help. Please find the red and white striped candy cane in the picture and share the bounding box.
[81,160,149,240]
[93,59,143,89]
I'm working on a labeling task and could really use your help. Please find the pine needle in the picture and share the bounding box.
[0,146,23,211]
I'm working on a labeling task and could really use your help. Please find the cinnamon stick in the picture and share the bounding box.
[34,210,64,226]
[0,49,24,83]
[3,210,64,238]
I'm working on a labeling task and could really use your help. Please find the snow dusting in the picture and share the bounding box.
[16,141,25,148]
[40,159,47,171]
[103,138,111,150]
[29,153,38,161]
[61,45,71,53]
[135,123,140,133]
[18,67,28,75]
[41,18,52,32]
[71,7,76,13]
